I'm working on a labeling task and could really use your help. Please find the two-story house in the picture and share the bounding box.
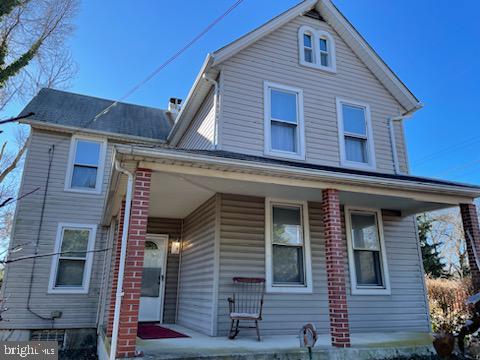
[3,0,480,359]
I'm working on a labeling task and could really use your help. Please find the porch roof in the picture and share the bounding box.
[104,145,480,222]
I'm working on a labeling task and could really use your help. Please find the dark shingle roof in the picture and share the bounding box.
[19,88,172,141]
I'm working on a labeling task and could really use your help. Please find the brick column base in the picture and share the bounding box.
[322,189,350,348]
[107,200,126,337]
[116,169,152,358]
[460,203,480,292]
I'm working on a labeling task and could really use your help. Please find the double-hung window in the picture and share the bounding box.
[298,26,336,72]
[303,33,314,63]
[264,82,305,160]
[65,136,106,193]
[265,199,312,293]
[345,207,390,295]
[336,98,376,170]
[49,223,97,294]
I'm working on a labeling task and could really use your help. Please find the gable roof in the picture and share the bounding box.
[169,0,421,144]
[19,88,173,142]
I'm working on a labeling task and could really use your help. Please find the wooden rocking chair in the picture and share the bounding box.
[227,277,265,341]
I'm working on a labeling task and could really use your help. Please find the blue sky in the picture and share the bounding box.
[3,0,480,184]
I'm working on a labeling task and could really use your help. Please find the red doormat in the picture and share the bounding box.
[137,323,189,340]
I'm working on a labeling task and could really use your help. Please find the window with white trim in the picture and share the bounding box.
[336,98,376,170]
[345,207,390,295]
[265,199,312,293]
[264,81,305,160]
[65,136,106,193]
[298,26,336,72]
[49,223,97,294]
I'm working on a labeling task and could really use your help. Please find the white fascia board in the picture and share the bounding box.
[167,54,216,145]
[317,0,420,110]
[114,145,480,200]
[212,0,317,66]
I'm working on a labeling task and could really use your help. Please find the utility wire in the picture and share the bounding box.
[87,0,245,129]
[413,135,480,167]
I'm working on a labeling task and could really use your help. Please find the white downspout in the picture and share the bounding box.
[110,161,134,360]
[389,103,423,174]
[203,73,220,149]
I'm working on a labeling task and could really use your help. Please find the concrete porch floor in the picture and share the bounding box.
[137,324,435,360]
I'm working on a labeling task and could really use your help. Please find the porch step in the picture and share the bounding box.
[139,344,435,360]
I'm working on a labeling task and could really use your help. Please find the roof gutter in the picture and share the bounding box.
[110,161,134,360]
[389,103,423,174]
[114,145,480,199]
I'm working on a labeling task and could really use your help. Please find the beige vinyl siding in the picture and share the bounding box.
[178,89,215,150]
[215,194,429,336]
[219,15,408,174]
[147,218,182,324]
[176,197,216,335]
[216,194,330,336]
[1,129,113,329]
[345,213,430,333]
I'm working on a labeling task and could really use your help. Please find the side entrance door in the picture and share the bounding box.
[138,234,168,322]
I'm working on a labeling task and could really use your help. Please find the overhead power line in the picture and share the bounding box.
[90,0,245,126]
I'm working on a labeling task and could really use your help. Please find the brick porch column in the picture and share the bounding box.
[107,200,126,337]
[460,203,480,292]
[116,169,152,358]
[322,189,351,348]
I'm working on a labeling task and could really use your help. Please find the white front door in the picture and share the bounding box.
[139,234,168,322]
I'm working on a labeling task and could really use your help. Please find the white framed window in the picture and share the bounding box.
[264,81,305,160]
[345,207,390,295]
[298,26,336,73]
[265,198,312,293]
[65,135,106,194]
[48,223,97,294]
[336,98,376,170]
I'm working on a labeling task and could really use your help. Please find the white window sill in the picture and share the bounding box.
[264,150,306,161]
[266,285,313,294]
[48,287,89,295]
[351,287,391,296]
[340,160,376,172]
[64,187,102,195]
[299,61,337,74]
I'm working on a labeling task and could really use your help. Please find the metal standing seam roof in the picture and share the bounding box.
[19,88,173,141]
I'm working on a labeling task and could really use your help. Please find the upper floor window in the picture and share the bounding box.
[298,26,336,72]
[65,135,106,194]
[264,81,305,160]
[265,198,312,293]
[336,98,376,170]
[345,207,390,295]
[48,223,97,294]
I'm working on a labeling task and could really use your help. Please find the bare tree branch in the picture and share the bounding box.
[0,140,26,183]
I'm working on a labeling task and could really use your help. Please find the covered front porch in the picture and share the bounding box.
[98,146,480,359]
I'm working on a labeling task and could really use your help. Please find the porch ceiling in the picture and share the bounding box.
[148,171,456,218]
